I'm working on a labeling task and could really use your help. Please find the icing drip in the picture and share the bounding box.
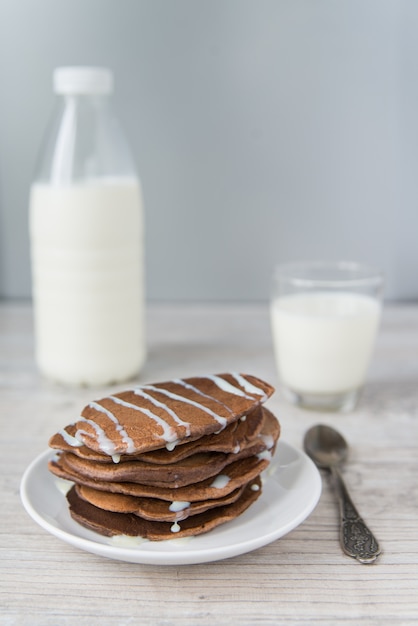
[206,375,254,400]
[107,396,178,444]
[110,535,148,547]
[134,388,191,436]
[251,483,260,491]
[142,384,227,429]
[257,449,272,462]
[231,372,268,401]
[210,474,230,489]
[58,428,84,448]
[166,439,180,452]
[260,434,274,450]
[170,522,181,533]
[54,478,73,495]
[90,401,136,453]
[169,501,190,513]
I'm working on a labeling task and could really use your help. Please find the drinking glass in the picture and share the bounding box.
[270,261,384,412]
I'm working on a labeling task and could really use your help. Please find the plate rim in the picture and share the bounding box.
[20,440,322,565]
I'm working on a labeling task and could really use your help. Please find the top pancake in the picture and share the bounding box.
[50,405,264,465]
[49,373,274,457]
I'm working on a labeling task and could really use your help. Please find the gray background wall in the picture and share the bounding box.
[0,0,417,302]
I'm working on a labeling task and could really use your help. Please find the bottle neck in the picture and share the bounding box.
[58,92,111,115]
[34,92,137,185]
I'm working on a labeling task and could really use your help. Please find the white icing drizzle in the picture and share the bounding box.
[240,415,247,422]
[142,384,227,429]
[206,375,254,400]
[107,395,178,444]
[109,535,148,547]
[257,449,272,462]
[133,388,191,436]
[210,474,230,489]
[112,454,121,464]
[165,439,180,452]
[169,501,190,513]
[251,483,260,491]
[170,522,181,533]
[54,478,73,495]
[172,378,235,415]
[233,444,240,454]
[260,434,274,450]
[58,428,84,448]
[90,401,136,454]
[231,372,268,401]
[74,418,119,456]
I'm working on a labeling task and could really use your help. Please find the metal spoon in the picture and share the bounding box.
[304,424,381,564]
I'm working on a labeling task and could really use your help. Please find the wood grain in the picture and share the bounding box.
[1,302,417,625]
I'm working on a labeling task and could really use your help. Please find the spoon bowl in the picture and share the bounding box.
[304,424,349,469]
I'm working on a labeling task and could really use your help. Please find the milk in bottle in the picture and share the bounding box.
[29,67,145,385]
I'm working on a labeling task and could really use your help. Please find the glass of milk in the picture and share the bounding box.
[270,262,383,412]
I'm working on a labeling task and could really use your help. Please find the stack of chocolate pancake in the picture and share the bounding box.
[48,373,280,541]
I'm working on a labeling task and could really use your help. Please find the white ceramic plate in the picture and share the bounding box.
[20,441,321,565]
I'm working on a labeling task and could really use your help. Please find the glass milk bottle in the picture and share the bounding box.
[29,67,145,386]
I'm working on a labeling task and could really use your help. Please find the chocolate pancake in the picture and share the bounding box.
[50,452,270,502]
[51,404,265,465]
[60,450,229,488]
[75,482,248,522]
[53,408,279,489]
[49,373,274,457]
[66,477,262,540]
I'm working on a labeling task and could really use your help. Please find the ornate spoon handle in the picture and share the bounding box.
[330,466,381,564]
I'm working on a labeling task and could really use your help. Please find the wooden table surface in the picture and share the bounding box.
[1,301,418,625]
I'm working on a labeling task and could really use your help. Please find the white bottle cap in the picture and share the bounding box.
[53,67,114,95]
